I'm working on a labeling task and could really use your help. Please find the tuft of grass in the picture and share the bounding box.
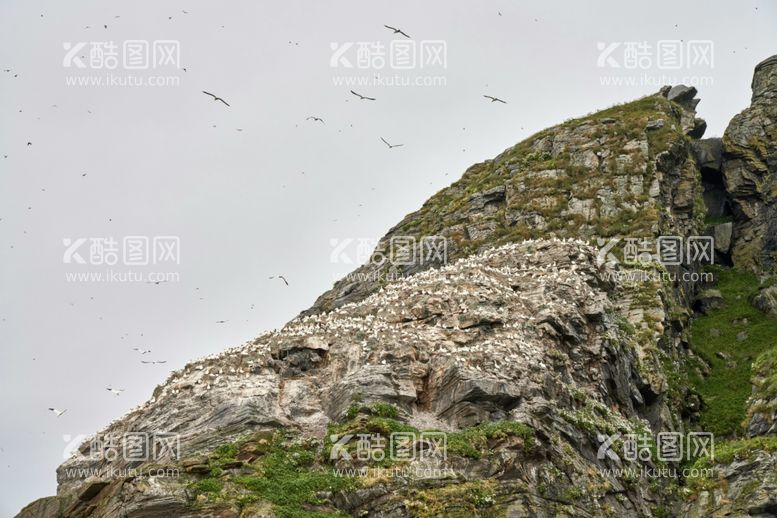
[445,421,535,459]
[704,214,734,226]
[187,432,358,518]
[370,402,399,418]
[233,435,358,518]
[189,477,223,495]
[345,401,399,420]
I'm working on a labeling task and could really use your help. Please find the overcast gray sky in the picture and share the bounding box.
[1,0,775,515]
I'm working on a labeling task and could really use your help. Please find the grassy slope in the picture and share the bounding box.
[688,266,777,437]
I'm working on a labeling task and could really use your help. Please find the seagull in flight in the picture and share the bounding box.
[215,320,229,324]
[48,408,67,417]
[484,95,507,104]
[132,347,152,354]
[141,360,167,364]
[384,25,411,38]
[306,116,325,124]
[350,90,376,101]
[145,280,168,285]
[106,387,124,396]
[269,275,289,286]
[380,137,404,149]
[202,91,230,106]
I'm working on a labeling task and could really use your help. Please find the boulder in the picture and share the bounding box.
[693,289,725,314]
[692,138,723,173]
[645,119,665,130]
[713,222,733,254]
[667,84,697,103]
[752,284,777,317]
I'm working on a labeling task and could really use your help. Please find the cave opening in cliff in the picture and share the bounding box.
[700,164,733,222]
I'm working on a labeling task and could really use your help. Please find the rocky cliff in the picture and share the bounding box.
[17,56,777,518]
[721,55,777,273]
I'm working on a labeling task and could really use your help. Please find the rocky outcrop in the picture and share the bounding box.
[305,89,707,316]
[682,448,777,518]
[753,283,777,317]
[19,240,689,517]
[722,55,777,273]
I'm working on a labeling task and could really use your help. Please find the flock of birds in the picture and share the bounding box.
[199,84,507,152]
[194,22,509,154]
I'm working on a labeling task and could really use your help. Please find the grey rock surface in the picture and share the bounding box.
[721,55,777,273]
[753,284,777,317]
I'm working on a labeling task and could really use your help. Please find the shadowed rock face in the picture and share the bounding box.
[722,55,777,273]
[15,57,777,518]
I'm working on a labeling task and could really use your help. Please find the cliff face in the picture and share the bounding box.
[722,55,777,273]
[305,88,706,316]
[17,57,777,518]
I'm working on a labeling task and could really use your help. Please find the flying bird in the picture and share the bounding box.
[350,90,376,101]
[215,320,229,324]
[380,137,404,149]
[306,116,325,123]
[132,347,152,354]
[384,25,411,38]
[483,95,507,104]
[269,275,289,286]
[145,280,168,285]
[48,408,67,417]
[106,387,124,396]
[202,91,230,106]
[141,360,167,364]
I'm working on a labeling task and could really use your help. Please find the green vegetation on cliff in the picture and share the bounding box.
[187,418,538,517]
[686,435,777,493]
[389,95,687,258]
[188,431,358,518]
[687,266,777,437]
